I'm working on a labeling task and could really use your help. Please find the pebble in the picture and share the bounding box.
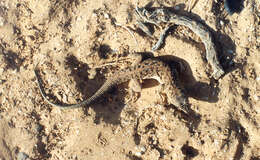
[62,93,68,103]
[135,152,142,157]
[0,16,4,27]
[134,145,147,156]
[76,16,82,21]
[104,13,109,19]
[139,145,146,153]
[17,152,29,160]
[253,95,259,101]
[220,20,224,26]
[92,12,97,17]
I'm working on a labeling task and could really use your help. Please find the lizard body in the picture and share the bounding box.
[35,58,188,111]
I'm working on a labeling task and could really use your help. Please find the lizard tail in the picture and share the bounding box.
[34,69,115,109]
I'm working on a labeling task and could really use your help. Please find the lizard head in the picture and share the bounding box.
[168,89,189,113]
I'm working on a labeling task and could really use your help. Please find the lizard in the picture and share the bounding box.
[135,6,225,80]
[34,56,189,112]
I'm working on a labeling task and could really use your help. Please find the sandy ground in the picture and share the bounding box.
[0,0,260,159]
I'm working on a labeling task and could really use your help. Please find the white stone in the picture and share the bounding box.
[135,152,142,157]
[253,95,259,101]
[220,20,224,26]
[104,13,109,19]
[140,145,146,153]
[0,16,4,27]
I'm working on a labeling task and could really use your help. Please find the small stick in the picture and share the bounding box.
[151,25,173,51]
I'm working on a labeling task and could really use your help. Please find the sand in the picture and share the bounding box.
[0,0,259,159]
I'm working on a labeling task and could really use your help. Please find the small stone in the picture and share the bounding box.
[135,152,142,157]
[104,13,109,19]
[253,95,259,101]
[139,145,146,153]
[17,152,29,160]
[76,16,82,21]
[0,16,4,27]
[92,13,97,17]
[62,93,68,103]
[220,20,224,26]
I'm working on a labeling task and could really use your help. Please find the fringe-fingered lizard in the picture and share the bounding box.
[34,58,188,112]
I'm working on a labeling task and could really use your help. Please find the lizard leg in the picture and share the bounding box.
[126,79,142,103]
[159,78,189,113]
[129,79,142,93]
